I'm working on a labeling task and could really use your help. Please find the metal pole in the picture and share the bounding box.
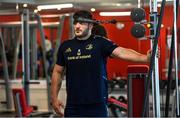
[21,9,30,105]
[142,0,166,116]
[149,1,155,116]
[0,29,12,109]
[165,0,179,116]
[69,14,74,38]
[30,27,37,80]
[51,15,65,70]
[12,28,21,79]
[35,14,51,110]
[173,0,179,115]
[152,0,161,117]
[165,27,175,117]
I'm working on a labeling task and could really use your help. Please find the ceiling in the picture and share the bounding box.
[0,0,173,15]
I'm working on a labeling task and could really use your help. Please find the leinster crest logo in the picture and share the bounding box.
[85,44,93,50]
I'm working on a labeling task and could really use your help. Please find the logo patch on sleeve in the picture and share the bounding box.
[65,47,72,53]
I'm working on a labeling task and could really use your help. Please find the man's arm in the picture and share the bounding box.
[111,47,150,63]
[51,64,65,116]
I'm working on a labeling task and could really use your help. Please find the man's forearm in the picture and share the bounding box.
[51,71,63,101]
[128,49,149,63]
[57,80,62,94]
[112,47,150,63]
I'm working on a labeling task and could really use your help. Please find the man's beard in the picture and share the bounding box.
[75,27,89,38]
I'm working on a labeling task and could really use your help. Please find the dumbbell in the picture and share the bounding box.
[107,79,116,92]
[117,79,127,89]
[118,96,127,104]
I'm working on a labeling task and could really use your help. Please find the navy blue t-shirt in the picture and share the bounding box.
[56,35,118,105]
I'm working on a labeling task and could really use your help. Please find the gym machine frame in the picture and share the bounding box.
[165,0,180,117]
[149,0,161,116]
[0,10,71,111]
[21,9,68,110]
[142,0,166,117]
[0,29,12,109]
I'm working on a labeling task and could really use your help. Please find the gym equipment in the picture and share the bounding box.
[12,88,33,117]
[12,88,54,117]
[50,15,65,73]
[108,96,127,117]
[130,8,146,22]
[12,29,21,80]
[0,30,12,109]
[107,79,116,93]
[117,79,127,89]
[74,17,119,25]
[131,24,146,38]
[118,96,127,104]
[171,0,180,116]
[130,8,147,39]
[142,0,166,117]
[35,13,52,110]
[21,9,31,106]
[165,2,180,114]
[127,65,149,117]
[0,10,71,112]
[107,78,127,93]
[159,80,167,89]
[108,97,127,110]
[149,0,161,117]
[22,10,66,110]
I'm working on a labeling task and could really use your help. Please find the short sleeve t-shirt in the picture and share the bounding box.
[56,35,118,104]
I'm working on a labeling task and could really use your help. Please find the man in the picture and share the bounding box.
[51,10,151,117]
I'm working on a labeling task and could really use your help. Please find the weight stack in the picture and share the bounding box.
[127,65,149,117]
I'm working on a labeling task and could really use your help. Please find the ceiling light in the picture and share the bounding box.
[38,8,41,11]
[34,9,38,13]
[57,7,61,10]
[116,3,122,6]
[23,4,27,8]
[91,8,96,12]
[37,3,73,10]
[16,4,19,10]
[116,22,125,29]
[161,24,164,28]
[124,3,132,6]
[157,3,161,7]
[99,12,131,16]
[65,14,70,16]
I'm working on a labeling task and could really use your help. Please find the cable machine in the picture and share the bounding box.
[142,0,166,117]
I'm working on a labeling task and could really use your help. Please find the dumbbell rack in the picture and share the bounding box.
[108,78,177,117]
[108,78,127,100]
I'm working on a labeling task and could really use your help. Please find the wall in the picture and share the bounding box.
[92,6,179,80]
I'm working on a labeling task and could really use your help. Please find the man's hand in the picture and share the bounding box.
[147,50,151,62]
[51,99,64,117]
[147,48,160,62]
[51,65,65,116]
